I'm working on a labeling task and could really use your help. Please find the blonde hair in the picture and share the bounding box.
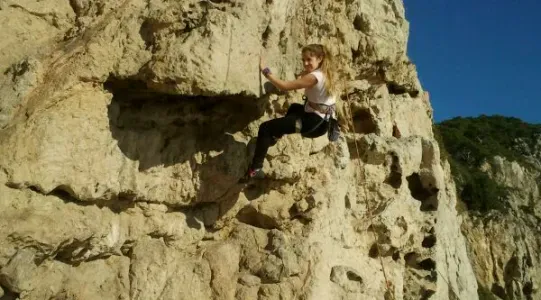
[302,44,339,97]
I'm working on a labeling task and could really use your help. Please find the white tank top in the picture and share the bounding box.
[304,69,336,118]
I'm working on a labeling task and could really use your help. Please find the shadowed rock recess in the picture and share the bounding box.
[0,0,481,299]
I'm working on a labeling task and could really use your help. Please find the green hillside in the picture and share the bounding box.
[434,115,541,213]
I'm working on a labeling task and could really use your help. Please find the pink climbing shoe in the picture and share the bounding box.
[239,168,265,183]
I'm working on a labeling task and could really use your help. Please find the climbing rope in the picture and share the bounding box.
[344,74,464,300]
[324,0,394,296]
[334,0,468,295]
[301,0,308,43]
[345,93,395,300]
[299,0,464,297]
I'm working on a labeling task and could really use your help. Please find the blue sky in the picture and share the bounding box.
[404,0,541,124]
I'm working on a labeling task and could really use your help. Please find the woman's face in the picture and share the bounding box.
[302,52,322,73]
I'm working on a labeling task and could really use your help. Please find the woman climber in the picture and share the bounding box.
[241,44,339,182]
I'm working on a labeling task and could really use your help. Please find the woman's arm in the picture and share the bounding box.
[264,73,317,91]
[260,55,317,91]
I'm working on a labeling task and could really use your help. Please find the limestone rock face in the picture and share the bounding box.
[462,154,541,300]
[0,0,477,299]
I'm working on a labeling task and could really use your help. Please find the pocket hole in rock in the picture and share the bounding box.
[369,243,379,258]
[523,281,533,296]
[353,108,377,134]
[418,258,436,271]
[420,287,436,300]
[406,173,439,211]
[262,26,271,47]
[353,14,370,33]
[384,153,402,188]
[346,271,363,283]
[422,235,436,248]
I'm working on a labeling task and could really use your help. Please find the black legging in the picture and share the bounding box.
[250,103,328,169]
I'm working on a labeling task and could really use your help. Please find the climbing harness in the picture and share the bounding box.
[300,96,339,141]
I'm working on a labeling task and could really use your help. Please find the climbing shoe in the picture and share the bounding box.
[239,168,265,183]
